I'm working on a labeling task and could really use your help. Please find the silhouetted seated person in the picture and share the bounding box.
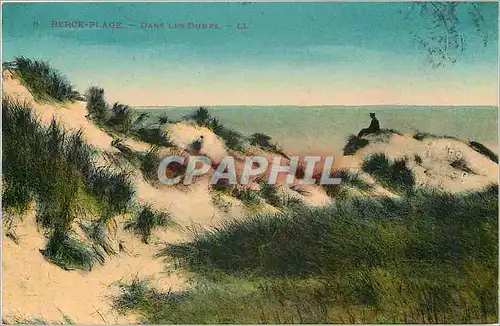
[357,113,380,138]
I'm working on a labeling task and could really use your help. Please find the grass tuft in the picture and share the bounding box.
[184,107,245,152]
[258,182,283,207]
[248,133,288,157]
[343,135,370,155]
[413,131,458,141]
[85,87,174,147]
[361,153,414,195]
[323,169,374,198]
[41,230,99,271]
[9,57,81,102]
[139,146,162,183]
[3,96,134,270]
[469,140,498,163]
[450,157,476,174]
[125,205,175,244]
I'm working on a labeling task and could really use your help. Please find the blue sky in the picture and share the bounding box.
[2,2,498,106]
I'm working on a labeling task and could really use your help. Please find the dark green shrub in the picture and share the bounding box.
[323,169,373,198]
[258,182,283,207]
[108,102,133,133]
[450,157,476,174]
[184,107,245,152]
[84,86,108,123]
[140,146,161,183]
[160,185,497,278]
[413,132,458,141]
[133,127,174,147]
[234,188,262,207]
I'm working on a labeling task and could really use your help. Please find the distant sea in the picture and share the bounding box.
[134,106,498,156]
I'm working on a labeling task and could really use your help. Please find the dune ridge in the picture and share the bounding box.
[2,68,498,324]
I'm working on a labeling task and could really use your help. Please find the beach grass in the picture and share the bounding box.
[40,230,100,271]
[85,86,108,123]
[79,220,118,257]
[85,87,174,147]
[248,132,289,157]
[125,205,175,244]
[323,169,374,198]
[211,184,262,208]
[233,187,263,207]
[2,96,135,270]
[361,153,414,195]
[139,146,162,183]
[413,131,458,141]
[258,182,283,207]
[121,184,497,323]
[9,57,81,102]
[185,107,245,152]
[343,134,370,155]
[469,140,498,163]
[450,157,476,174]
[134,127,175,147]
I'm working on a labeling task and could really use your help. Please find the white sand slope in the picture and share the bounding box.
[2,211,187,324]
[352,132,498,193]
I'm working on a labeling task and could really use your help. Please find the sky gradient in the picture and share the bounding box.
[2,2,499,106]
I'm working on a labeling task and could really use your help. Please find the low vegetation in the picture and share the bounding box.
[140,146,162,183]
[4,58,498,323]
[323,168,374,198]
[413,131,458,141]
[248,133,289,158]
[3,313,74,325]
[211,184,262,208]
[2,97,135,270]
[110,140,167,185]
[123,184,498,323]
[211,181,303,210]
[469,140,498,163]
[343,134,369,155]
[40,231,100,271]
[258,182,283,207]
[184,107,245,151]
[125,205,175,244]
[84,87,174,147]
[450,157,476,174]
[361,153,414,195]
[7,57,81,102]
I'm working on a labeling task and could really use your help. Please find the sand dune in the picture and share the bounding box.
[2,211,187,324]
[2,70,498,323]
[354,133,498,193]
[1,72,330,323]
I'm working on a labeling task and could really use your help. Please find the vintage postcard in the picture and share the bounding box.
[1,1,498,324]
